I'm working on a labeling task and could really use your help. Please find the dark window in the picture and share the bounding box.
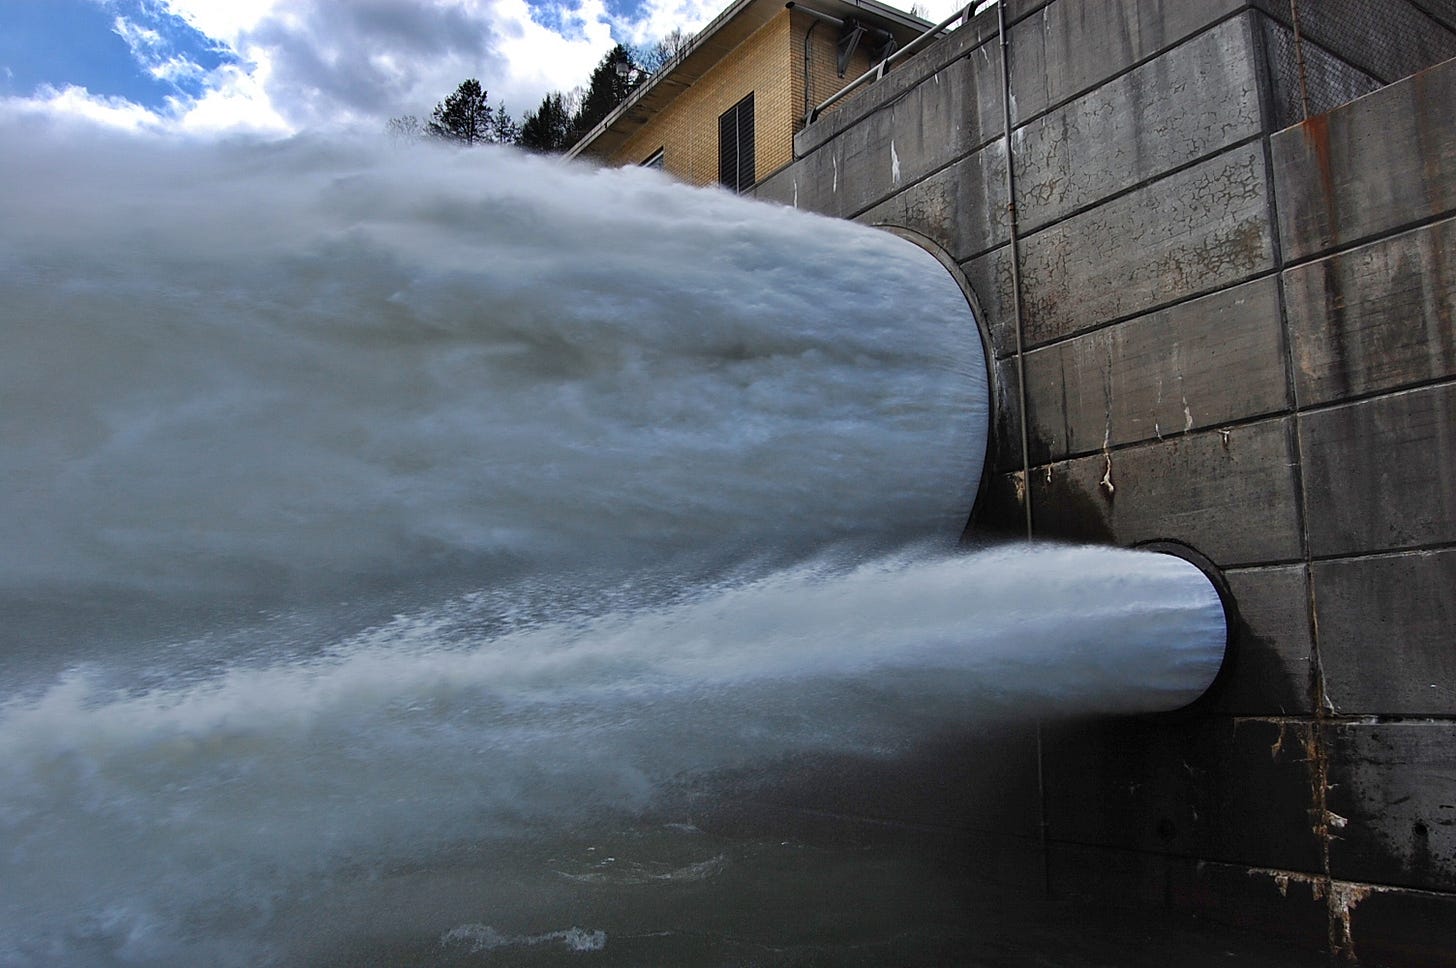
[642,147,665,169]
[717,93,755,193]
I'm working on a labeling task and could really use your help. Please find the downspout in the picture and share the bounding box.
[1289,0,1311,120]
[997,0,1046,895]
[803,18,820,125]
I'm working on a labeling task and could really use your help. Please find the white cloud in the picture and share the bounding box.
[171,58,293,135]
[614,0,720,46]
[112,16,167,57]
[0,67,288,138]
[2,83,168,133]
[41,0,718,137]
[152,0,286,45]
[6,0,770,138]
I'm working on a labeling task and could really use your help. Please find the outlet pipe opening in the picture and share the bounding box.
[1133,540,1236,710]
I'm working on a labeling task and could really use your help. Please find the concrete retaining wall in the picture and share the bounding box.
[752,1,1456,961]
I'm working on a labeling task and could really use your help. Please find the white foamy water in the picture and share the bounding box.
[1,123,983,632]
[0,546,1223,966]
[0,124,1225,966]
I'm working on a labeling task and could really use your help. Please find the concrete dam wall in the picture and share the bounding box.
[750,0,1456,962]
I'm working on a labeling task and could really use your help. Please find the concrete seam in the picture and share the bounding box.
[1258,47,1343,950]
[993,358,1456,469]
[1291,372,1456,418]
[929,128,1270,270]
[1003,5,1255,138]
[841,133,1002,227]
[823,16,1266,244]
[1226,540,1456,574]
[1005,407,1291,468]
[1245,865,1456,901]
[1007,136,1270,246]
[1277,209,1456,273]
[1306,540,1456,565]
[1235,714,1456,727]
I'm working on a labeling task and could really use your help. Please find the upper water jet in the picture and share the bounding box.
[0,126,986,671]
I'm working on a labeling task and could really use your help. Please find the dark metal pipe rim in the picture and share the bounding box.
[1132,538,1240,716]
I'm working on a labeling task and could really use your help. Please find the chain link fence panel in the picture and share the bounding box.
[1255,0,1456,127]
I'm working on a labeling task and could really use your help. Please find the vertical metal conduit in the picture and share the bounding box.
[803,19,820,125]
[998,1,1031,541]
[997,0,1047,895]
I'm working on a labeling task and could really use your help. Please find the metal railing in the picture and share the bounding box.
[805,0,982,124]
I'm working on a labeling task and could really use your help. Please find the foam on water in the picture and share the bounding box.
[1,122,983,635]
[0,546,1223,965]
[0,123,1225,966]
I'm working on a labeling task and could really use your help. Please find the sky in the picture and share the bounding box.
[0,0,969,138]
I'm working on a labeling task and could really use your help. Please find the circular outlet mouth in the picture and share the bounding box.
[1134,539,1237,709]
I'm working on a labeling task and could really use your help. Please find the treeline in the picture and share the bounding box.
[391,30,691,153]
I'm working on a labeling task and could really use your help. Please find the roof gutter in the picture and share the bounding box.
[565,0,761,160]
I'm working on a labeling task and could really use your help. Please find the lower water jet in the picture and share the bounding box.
[0,546,1226,966]
[0,124,1235,966]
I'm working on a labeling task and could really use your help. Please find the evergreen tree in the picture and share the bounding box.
[570,45,642,137]
[491,101,522,145]
[519,92,574,153]
[428,79,493,145]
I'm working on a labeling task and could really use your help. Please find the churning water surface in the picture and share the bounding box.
[0,125,1232,966]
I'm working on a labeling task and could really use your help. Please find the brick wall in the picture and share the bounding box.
[608,9,872,188]
[611,11,794,187]
[798,10,877,133]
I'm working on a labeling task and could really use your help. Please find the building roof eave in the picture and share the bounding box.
[565,0,932,162]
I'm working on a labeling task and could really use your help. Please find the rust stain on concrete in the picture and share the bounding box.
[1298,112,1340,246]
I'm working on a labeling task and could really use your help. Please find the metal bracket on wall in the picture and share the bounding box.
[837,19,866,75]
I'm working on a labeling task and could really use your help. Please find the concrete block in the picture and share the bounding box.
[1286,215,1456,406]
[1013,16,1263,233]
[968,142,1275,350]
[1045,841,1173,909]
[1021,277,1289,464]
[749,162,799,209]
[1214,564,1313,716]
[1272,55,1456,262]
[965,469,1029,542]
[1045,848,1333,956]
[860,139,1010,263]
[1027,418,1302,567]
[766,52,1004,221]
[751,141,849,219]
[985,354,1026,475]
[1325,721,1456,893]
[1042,716,1323,873]
[1343,886,1456,968]
[1300,382,1456,557]
[959,243,1017,355]
[1314,549,1456,716]
[1008,0,1247,123]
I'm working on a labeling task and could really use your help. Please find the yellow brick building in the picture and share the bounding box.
[567,0,932,190]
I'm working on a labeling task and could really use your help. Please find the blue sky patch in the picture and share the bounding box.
[0,0,235,107]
